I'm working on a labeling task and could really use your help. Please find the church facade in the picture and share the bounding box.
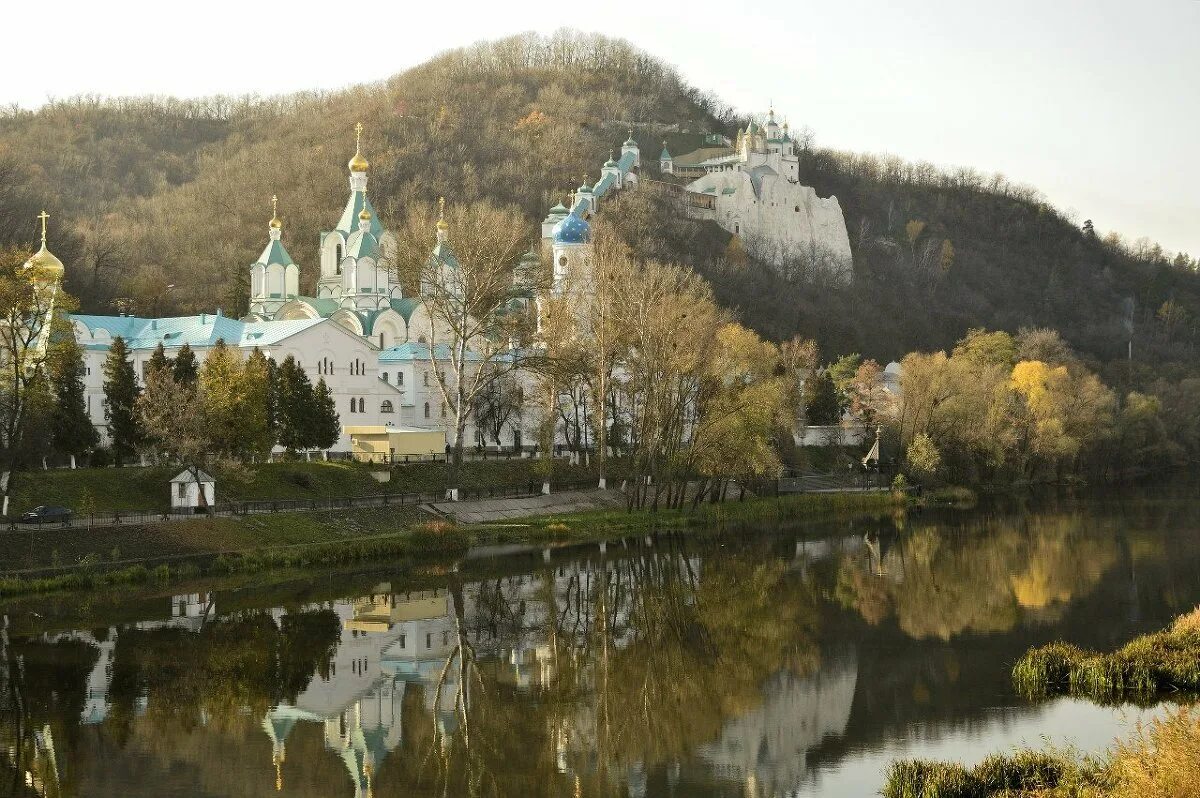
[665,110,854,284]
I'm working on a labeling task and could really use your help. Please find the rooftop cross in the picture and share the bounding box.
[354,122,363,154]
[37,210,49,245]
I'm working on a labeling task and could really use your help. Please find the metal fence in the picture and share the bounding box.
[3,478,608,532]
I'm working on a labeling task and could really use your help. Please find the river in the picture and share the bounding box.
[2,483,1199,797]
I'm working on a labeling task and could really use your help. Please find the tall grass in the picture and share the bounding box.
[1014,610,1200,700]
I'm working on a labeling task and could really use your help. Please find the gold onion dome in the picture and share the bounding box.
[29,211,64,276]
[349,122,370,172]
[436,196,449,231]
[359,206,372,222]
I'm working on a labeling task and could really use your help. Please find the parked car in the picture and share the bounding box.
[20,505,73,524]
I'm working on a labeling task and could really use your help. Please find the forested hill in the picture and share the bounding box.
[1,30,1196,384]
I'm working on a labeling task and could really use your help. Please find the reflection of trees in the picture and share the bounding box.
[836,516,1120,639]
[376,544,822,797]
[104,609,340,742]
[2,626,98,798]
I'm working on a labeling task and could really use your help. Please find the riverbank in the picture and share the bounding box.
[1014,606,1200,701]
[0,488,904,600]
[884,608,1200,798]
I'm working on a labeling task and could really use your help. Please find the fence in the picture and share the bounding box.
[3,478,609,532]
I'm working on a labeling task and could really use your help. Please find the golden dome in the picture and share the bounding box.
[270,216,282,230]
[359,206,372,222]
[436,196,449,231]
[28,211,64,278]
[349,122,369,172]
[28,243,64,277]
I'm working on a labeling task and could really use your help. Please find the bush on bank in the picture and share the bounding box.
[1013,607,1200,699]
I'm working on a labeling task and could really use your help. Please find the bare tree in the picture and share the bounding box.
[391,199,542,499]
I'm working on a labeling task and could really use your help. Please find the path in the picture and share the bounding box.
[428,489,626,524]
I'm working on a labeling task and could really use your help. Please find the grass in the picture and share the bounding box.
[882,705,1200,797]
[6,458,624,515]
[0,488,906,600]
[1013,609,1200,700]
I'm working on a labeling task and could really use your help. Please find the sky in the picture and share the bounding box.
[4,0,1197,257]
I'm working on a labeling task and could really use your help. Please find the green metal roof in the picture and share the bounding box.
[71,313,323,351]
[256,238,295,266]
[335,190,385,238]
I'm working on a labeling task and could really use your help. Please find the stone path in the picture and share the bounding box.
[429,489,626,524]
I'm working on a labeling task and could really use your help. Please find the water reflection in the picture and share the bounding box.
[4,488,1200,797]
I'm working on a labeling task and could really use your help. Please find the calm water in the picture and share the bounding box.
[3,484,1200,798]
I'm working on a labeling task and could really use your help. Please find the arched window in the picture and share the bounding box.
[381,372,389,383]
[381,400,394,413]
[397,372,404,386]
[423,402,430,419]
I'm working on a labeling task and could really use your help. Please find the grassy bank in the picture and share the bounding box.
[1013,607,1200,700]
[883,704,1200,797]
[6,458,623,515]
[0,488,905,600]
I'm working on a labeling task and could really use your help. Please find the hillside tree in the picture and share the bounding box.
[102,335,142,465]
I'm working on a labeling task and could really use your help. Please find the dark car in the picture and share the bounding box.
[20,505,73,524]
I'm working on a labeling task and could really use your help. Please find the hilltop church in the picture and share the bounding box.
[36,112,850,457]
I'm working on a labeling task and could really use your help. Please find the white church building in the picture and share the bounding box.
[665,109,854,284]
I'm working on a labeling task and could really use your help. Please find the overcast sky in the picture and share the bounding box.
[4,0,1197,257]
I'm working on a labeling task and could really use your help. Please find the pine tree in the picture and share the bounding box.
[50,337,99,460]
[146,342,172,378]
[275,355,314,454]
[102,336,142,465]
[802,370,841,426]
[173,342,198,386]
[264,356,279,443]
[310,378,341,451]
[241,347,275,459]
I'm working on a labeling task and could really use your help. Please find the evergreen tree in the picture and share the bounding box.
[264,356,279,443]
[146,342,172,378]
[275,355,314,454]
[49,337,99,460]
[199,338,243,456]
[310,378,341,451]
[19,368,55,468]
[102,336,142,464]
[802,370,841,426]
[241,348,275,459]
[172,342,198,386]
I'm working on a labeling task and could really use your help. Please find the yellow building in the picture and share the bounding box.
[344,425,446,463]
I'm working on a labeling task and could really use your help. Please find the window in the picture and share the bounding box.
[399,634,406,649]
[424,402,430,419]
[381,372,389,383]
[177,483,186,499]
[426,633,432,650]
[381,400,394,413]
[423,372,429,387]
[397,372,404,386]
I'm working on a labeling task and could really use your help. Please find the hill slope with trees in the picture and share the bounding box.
[1,30,1196,387]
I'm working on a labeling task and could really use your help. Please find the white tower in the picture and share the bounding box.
[249,195,299,317]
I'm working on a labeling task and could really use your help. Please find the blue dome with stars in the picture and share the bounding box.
[552,211,591,245]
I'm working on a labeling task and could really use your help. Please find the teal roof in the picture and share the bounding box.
[431,241,460,271]
[291,296,340,317]
[256,238,295,267]
[660,147,672,160]
[71,313,323,351]
[721,187,737,195]
[548,203,568,215]
[571,196,592,216]
[578,181,593,193]
[593,172,617,198]
[379,342,481,363]
[617,151,637,173]
[335,190,384,238]
[389,297,422,322]
[345,230,380,259]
